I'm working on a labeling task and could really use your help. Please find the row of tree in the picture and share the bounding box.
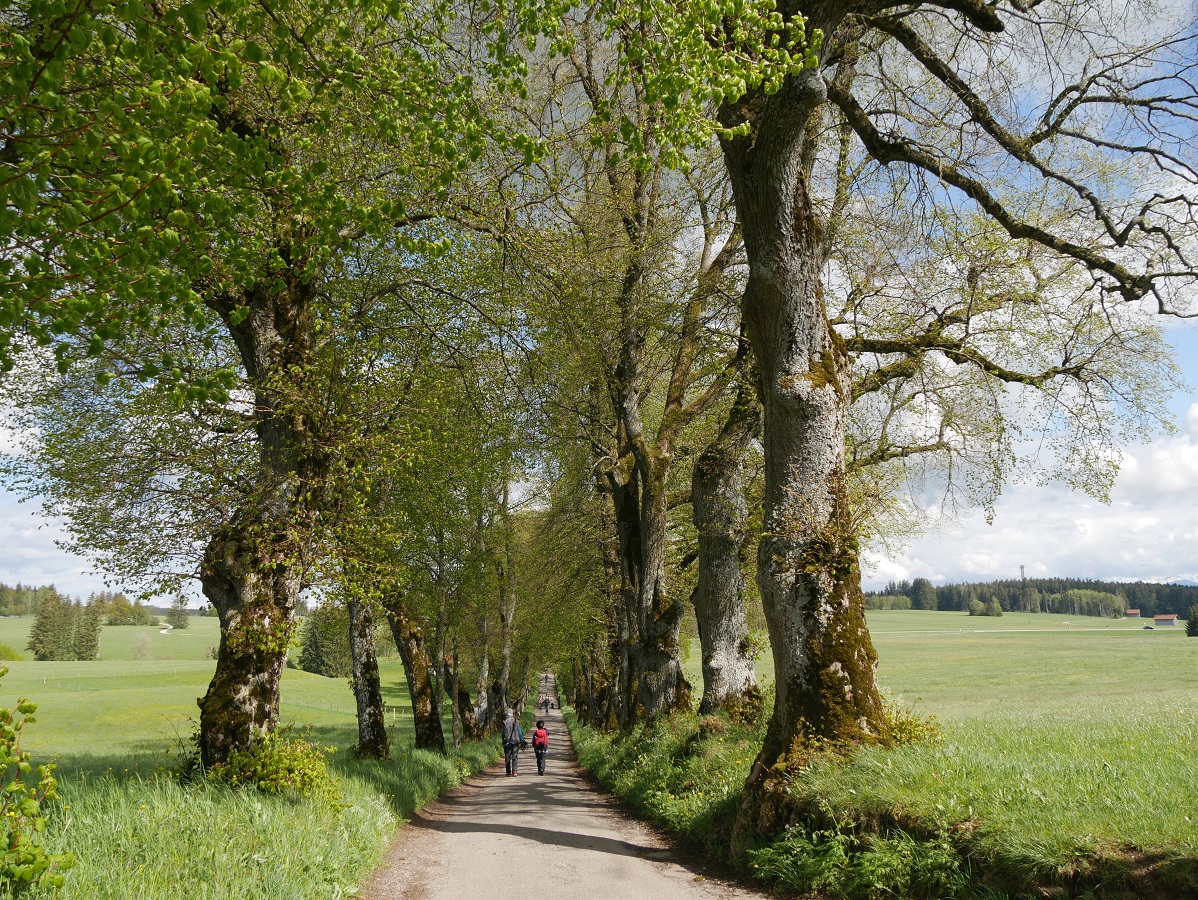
[880,578,1198,618]
[0,584,67,618]
[5,0,1197,835]
[26,596,102,661]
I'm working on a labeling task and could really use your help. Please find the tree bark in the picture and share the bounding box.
[720,63,889,833]
[197,279,323,767]
[692,371,762,714]
[475,614,490,730]
[197,525,301,765]
[387,608,447,754]
[605,446,692,725]
[348,599,389,759]
[455,683,482,740]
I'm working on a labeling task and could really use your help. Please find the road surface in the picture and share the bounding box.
[360,679,765,900]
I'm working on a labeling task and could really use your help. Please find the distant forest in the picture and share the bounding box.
[871,577,1198,618]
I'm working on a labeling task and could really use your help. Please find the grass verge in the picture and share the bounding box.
[566,708,1198,899]
[26,738,500,900]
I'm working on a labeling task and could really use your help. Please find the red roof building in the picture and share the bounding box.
[1154,614,1180,626]
[1126,609,1140,617]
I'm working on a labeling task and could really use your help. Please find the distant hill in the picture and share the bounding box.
[872,577,1198,618]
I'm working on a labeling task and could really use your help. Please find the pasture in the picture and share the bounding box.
[822,611,1198,862]
[684,610,1198,891]
[0,615,496,900]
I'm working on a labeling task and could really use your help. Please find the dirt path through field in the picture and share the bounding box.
[360,676,765,900]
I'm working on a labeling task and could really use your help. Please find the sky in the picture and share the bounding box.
[0,330,1196,600]
[862,326,1198,590]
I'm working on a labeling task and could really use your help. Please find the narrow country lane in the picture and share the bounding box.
[360,676,766,900]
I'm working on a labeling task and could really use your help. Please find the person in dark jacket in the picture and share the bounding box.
[501,709,523,776]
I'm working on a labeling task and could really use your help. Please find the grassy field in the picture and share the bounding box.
[0,614,222,664]
[0,615,494,899]
[611,609,1198,896]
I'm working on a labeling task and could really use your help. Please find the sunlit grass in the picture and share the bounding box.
[0,633,493,899]
[600,609,1198,895]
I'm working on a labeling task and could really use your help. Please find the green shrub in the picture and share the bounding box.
[0,645,23,662]
[204,730,343,807]
[745,824,968,900]
[968,599,985,617]
[1187,604,1198,637]
[883,699,942,746]
[0,666,74,897]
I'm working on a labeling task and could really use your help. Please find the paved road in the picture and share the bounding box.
[360,678,764,900]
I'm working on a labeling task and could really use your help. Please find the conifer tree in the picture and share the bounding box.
[165,597,190,630]
[73,604,102,661]
[27,595,78,661]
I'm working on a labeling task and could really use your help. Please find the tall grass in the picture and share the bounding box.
[573,610,1198,898]
[0,633,500,899]
[27,738,499,900]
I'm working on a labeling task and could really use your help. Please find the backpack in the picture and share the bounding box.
[501,718,520,746]
[532,728,548,750]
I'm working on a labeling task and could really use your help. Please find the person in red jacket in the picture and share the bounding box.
[531,720,550,776]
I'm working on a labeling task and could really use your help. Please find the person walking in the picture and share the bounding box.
[531,719,549,776]
[501,709,523,777]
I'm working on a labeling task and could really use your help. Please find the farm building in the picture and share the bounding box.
[1154,614,1179,626]
[1126,609,1140,618]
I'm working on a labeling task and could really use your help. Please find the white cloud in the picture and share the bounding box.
[0,496,111,596]
[864,402,1198,588]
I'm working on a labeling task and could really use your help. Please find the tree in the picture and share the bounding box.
[4,0,533,766]
[509,43,750,722]
[347,597,389,759]
[73,604,102,662]
[296,605,352,679]
[691,364,763,713]
[27,594,75,662]
[537,2,1196,835]
[911,579,938,612]
[166,598,190,630]
[1185,605,1198,638]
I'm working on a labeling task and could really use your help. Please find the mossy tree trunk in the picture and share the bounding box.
[388,608,447,754]
[348,599,389,759]
[720,65,889,833]
[607,459,691,724]
[691,368,762,714]
[198,278,325,768]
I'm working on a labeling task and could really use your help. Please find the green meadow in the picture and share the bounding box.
[7,609,1196,897]
[634,610,1198,896]
[826,611,1198,862]
[0,616,498,900]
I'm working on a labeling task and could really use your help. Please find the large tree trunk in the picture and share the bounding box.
[198,279,322,768]
[455,683,482,741]
[608,461,691,725]
[198,525,301,766]
[348,599,389,759]
[720,64,889,833]
[692,372,762,714]
[387,608,447,754]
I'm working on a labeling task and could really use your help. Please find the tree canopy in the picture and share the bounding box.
[4,0,1197,831]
